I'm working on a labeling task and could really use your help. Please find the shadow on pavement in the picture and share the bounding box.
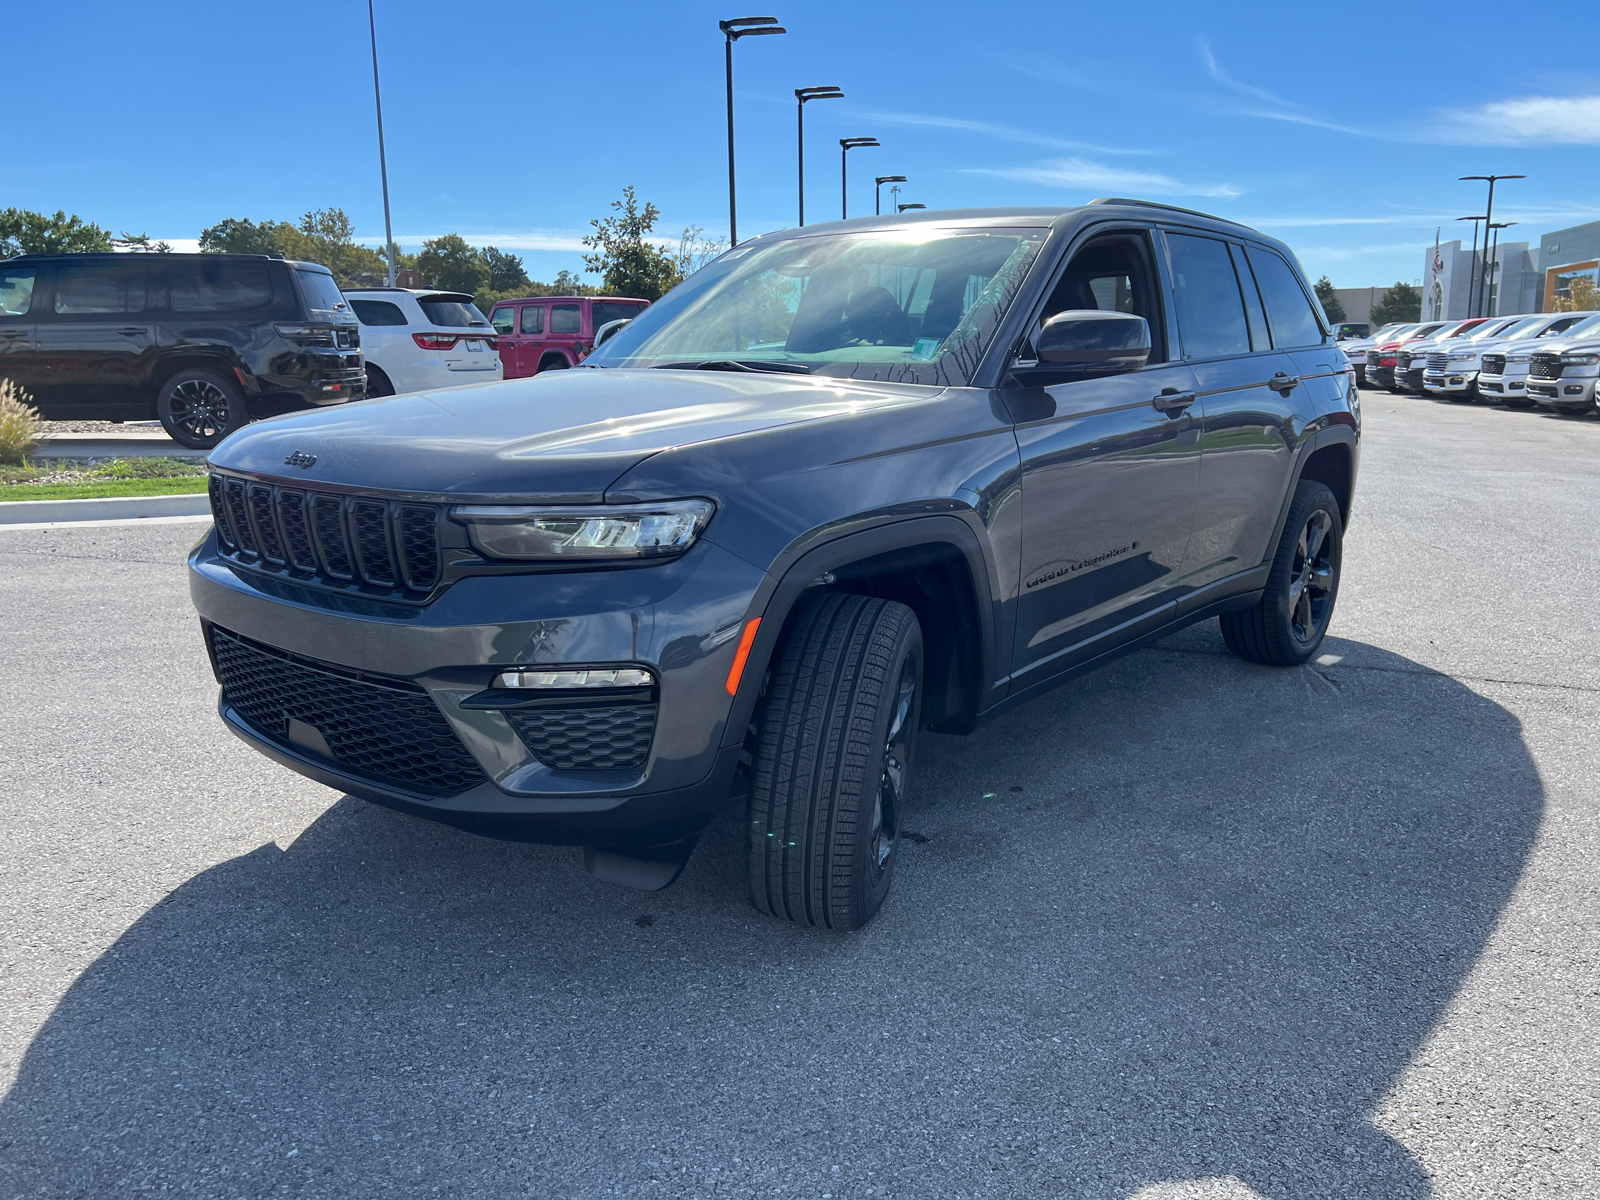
[0,626,1541,1199]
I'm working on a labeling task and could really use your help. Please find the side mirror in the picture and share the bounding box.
[594,318,631,348]
[1033,309,1150,375]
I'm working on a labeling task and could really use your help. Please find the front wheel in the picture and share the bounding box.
[747,593,922,931]
[1220,480,1343,666]
[156,369,247,449]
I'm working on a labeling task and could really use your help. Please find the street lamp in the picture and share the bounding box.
[1486,221,1518,317]
[721,16,787,246]
[875,175,906,216]
[839,138,879,220]
[367,0,395,286]
[795,86,843,227]
[1455,215,1486,318]
[898,203,925,213]
[1460,174,1525,317]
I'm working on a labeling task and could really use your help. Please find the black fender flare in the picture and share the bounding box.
[719,513,1003,749]
[1269,417,1359,546]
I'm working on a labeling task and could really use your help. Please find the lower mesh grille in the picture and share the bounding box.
[211,626,485,797]
[505,704,657,770]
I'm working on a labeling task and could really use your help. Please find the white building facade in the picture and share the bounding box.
[1421,237,1540,321]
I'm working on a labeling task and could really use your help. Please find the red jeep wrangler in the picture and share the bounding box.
[488,296,649,377]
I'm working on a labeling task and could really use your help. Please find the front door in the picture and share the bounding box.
[1008,228,1202,689]
[517,302,546,376]
[32,259,156,416]
[0,263,42,401]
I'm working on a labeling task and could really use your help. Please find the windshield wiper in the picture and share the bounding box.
[651,359,813,375]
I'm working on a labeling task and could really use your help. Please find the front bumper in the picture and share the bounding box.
[1529,377,1598,407]
[1476,374,1526,396]
[1423,368,1477,393]
[1397,367,1427,392]
[188,530,766,846]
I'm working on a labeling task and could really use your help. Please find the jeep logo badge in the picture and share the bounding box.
[284,451,318,469]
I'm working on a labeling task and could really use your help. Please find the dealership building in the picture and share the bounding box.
[1404,218,1600,324]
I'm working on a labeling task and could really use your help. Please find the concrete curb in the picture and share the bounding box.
[0,492,212,526]
[31,434,205,461]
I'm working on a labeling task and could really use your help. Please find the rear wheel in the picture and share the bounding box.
[156,369,246,449]
[1220,480,1343,667]
[538,354,570,373]
[365,364,395,397]
[747,593,922,931]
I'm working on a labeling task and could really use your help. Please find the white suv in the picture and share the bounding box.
[344,289,503,396]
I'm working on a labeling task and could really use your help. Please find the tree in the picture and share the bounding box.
[670,225,728,280]
[1369,281,1421,326]
[582,186,681,301]
[197,208,386,284]
[0,208,115,256]
[417,234,490,294]
[199,217,294,256]
[482,246,531,292]
[1314,275,1346,324]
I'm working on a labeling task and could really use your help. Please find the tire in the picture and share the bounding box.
[156,369,247,449]
[365,364,395,398]
[747,592,923,931]
[1220,480,1343,667]
[538,354,570,373]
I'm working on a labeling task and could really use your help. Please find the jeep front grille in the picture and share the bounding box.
[1529,353,1563,381]
[211,626,486,797]
[208,474,440,597]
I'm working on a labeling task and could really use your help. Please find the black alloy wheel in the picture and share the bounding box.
[1221,480,1344,666]
[156,370,246,449]
[747,592,923,931]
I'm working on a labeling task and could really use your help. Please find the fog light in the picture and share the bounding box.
[1567,385,1585,395]
[492,667,654,689]
[1449,376,1463,384]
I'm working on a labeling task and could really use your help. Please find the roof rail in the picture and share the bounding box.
[1088,197,1238,223]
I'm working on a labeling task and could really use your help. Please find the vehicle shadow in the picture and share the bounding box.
[0,624,1540,1200]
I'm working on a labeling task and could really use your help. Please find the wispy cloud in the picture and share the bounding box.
[855,107,1157,156]
[1197,37,1370,136]
[966,157,1241,199]
[1433,95,1600,144]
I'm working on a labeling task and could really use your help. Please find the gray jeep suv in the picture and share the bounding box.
[190,201,1359,931]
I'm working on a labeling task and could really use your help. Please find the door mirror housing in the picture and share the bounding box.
[1033,310,1150,375]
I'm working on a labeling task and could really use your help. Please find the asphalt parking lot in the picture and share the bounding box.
[1,394,1597,1199]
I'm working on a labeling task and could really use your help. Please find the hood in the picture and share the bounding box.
[1532,337,1600,356]
[206,368,944,503]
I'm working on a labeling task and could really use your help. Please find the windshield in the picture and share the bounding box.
[1466,318,1525,341]
[1557,313,1600,339]
[584,225,1049,386]
[1494,318,1544,341]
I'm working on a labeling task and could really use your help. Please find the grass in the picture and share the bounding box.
[1,456,209,502]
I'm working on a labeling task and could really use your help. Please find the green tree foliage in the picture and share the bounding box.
[1369,281,1422,326]
[582,186,681,301]
[1314,275,1347,324]
[0,208,115,256]
[482,246,531,292]
[417,233,490,294]
[197,209,386,285]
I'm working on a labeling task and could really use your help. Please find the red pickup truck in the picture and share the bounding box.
[487,296,649,377]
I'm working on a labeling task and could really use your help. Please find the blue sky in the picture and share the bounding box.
[7,0,1600,288]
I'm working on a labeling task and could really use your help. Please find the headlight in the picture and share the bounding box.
[450,499,715,561]
[1449,352,1477,362]
[1561,354,1600,366]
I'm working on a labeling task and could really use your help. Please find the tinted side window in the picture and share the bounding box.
[293,268,348,315]
[0,267,36,315]
[591,300,645,329]
[520,305,545,334]
[170,260,272,313]
[490,307,515,335]
[53,261,147,315]
[550,303,581,334]
[1245,248,1325,348]
[350,299,408,326]
[1166,233,1249,359]
[1229,244,1269,351]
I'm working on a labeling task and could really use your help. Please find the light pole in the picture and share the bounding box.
[720,16,787,247]
[897,203,925,213]
[1486,221,1517,317]
[1455,215,1485,319]
[367,0,395,286]
[875,175,906,216]
[1460,174,1525,317]
[795,86,843,227]
[839,138,879,220]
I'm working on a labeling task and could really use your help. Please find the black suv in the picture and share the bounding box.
[189,201,1359,930]
[0,253,364,447]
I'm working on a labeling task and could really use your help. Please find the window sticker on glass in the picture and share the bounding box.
[910,337,941,361]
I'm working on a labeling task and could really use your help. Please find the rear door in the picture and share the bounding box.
[33,258,155,415]
[546,302,582,368]
[0,263,42,401]
[1168,231,1300,590]
[517,302,546,375]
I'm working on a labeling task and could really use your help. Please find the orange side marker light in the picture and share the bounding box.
[725,618,762,695]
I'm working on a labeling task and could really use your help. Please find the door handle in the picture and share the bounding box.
[1268,371,1300,395]
[115,327,147,337]
[0,330,25,339]
[1152,387,1196,415]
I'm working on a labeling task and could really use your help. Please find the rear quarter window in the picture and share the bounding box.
[590,300,647,329]
[550,303,581,334]
[293,269,349,315]
[167,259,274,313]
[351,299,409,326]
